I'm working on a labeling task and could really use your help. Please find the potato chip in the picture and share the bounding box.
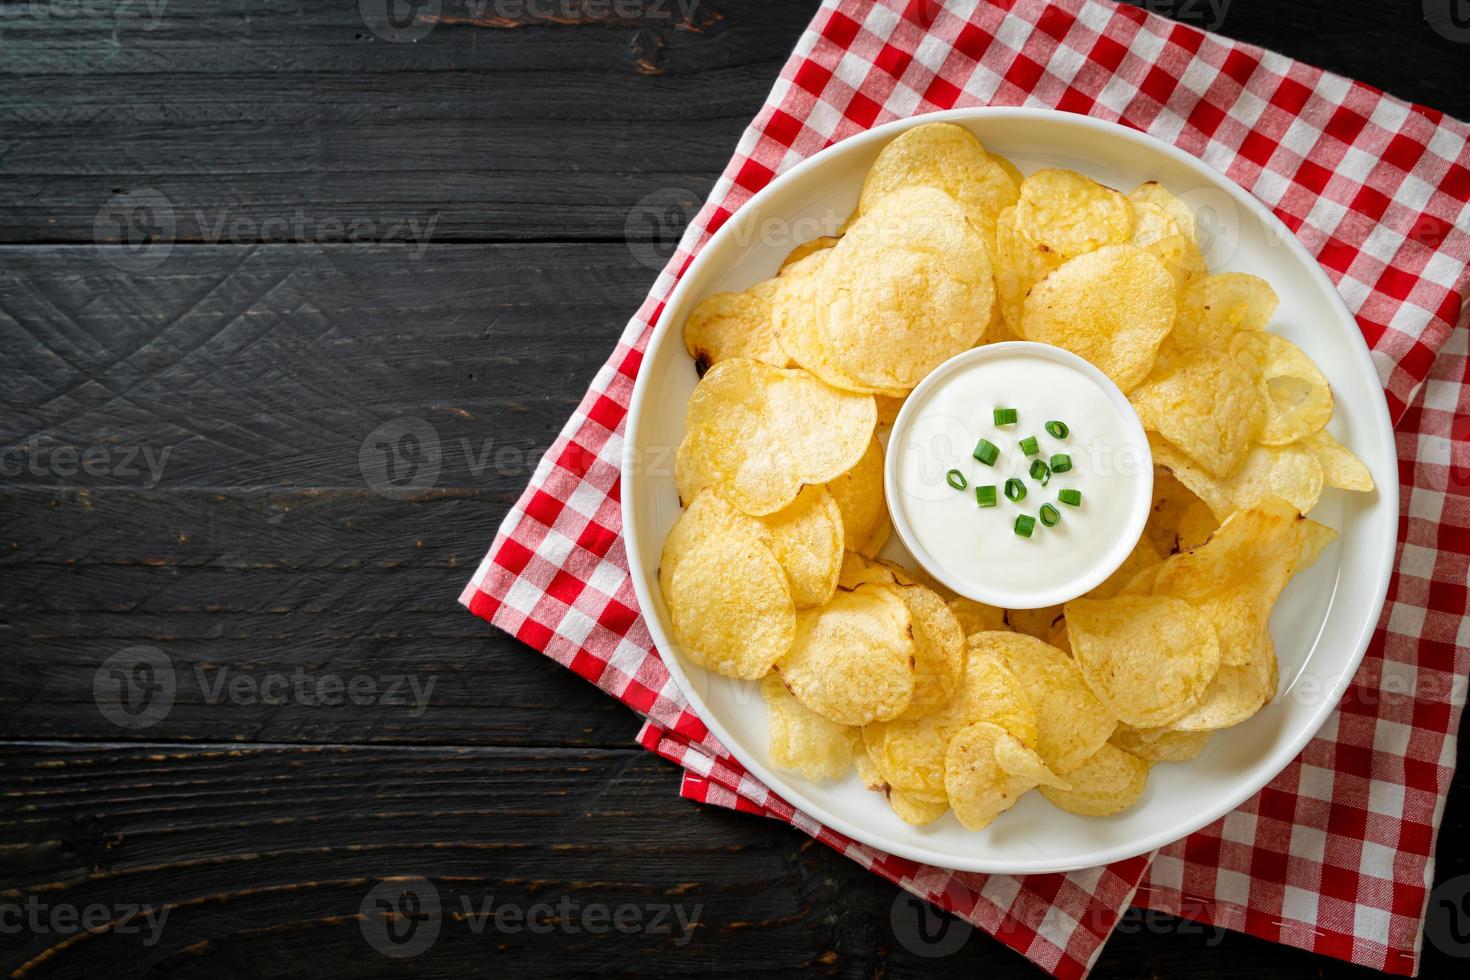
[992,205,1065,333]
[1303,430,1374,492]
[987,632,1116,773]
[761,485,845,608]
[1170,630,1277,731]
[1171,272,1277,351]
[837,551,894,591]
[947,595,1009,636]
[779,236,839,273]
[1129,334,1266,478]
[1039,743,1148,816]
[863,640,1037,800]
[808,187,996,392]
[893,581,966,720]
[875,394,906,428]
[1145,468,1198,556]
[1129,181,1197,243]
[825,436,886,553]
[1020,245,1176,392]
[772,253,905,397]
[777,584,915,725]
[888,789,949,826]
[666,535,795,680]
[1085,535,1164,601]
[762,673,858,780]
[1066,594,1221,729]
[675,358,877,515]
[1298,519,1339,572]
[1153,435,1324,519]
[1130,200,1206,292]
[1231,331,1333,446]
[683,280,790,376]
[945,721,1066,831]
[659,488,758,599]
[1110,725,1210,764]
[1005,604,1064,640]
[1016,168,1134,259]
[1147,499,1304,667]
[858,511,893,558]
[856,122,1020,244]
[855,745,887,791]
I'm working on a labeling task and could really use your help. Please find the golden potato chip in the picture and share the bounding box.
[1020,245,1177,392]
[875,394,905,428]
[659,488,757,599]
[762,673,857,780]
[772,253,905,397]
[1147,499,1304,668]
[857,512,893,558]
[893,582,966,720]
[825,436,886,553]
[1177,499,1220,551]
[862,640,1037,801]
[992,153,1024,192]
[1144,468,1201,556]
[837,552,895,591]
[1131,334,1266,478]
[675,358,876,515]
[683,280,790,375]
[1130,200,1206,292]
[855,745,887,791]
[761,485,844,608]
[1066,594,1221,729]
[1005,604,1064,640]
[1129,180,1197,243]
[991,205,1064,333]
[666,534,795,680]
[1298,519,1339,572]
[1171,272,1277,351]
[888,789,949,826]
[777,584,915,725]
[1046,617,1071,653]
[856,122,1020,244]
[1039,743,1148,816]
[1170,630,1277,731]
[779,236,839,273]
[1232,331,1333,446]
[1303,430,1374,492]
[1151,435,1323,519]
[947,595,1008,636]
[1016,168,1134,259]
[1085,535,1164,601]
[1110,725,1210,764]
[945,721,1066,831]
[806,187,995,392]
[986,632,1116,774]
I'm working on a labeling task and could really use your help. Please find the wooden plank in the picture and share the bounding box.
[4,741,1458,977]
[0,0,820,243]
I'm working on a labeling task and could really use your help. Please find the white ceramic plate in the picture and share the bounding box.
[621,107,1397,874]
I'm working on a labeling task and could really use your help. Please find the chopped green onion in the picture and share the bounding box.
[1004,478,1026,503]
[975,484,997,508]
[1014,514,1036,537]
[1050,453,1073,473]
[1040,503,1061,527]
[1029,459,1051,486]
[972,438,999,466]
[1058,488,1082,506]
[993,407,1018,426]
[1046,420,1069,439]
[1019,435,1040,456]
[946,469,968,491]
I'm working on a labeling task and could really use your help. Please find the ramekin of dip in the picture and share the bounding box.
[885,342,1153,610]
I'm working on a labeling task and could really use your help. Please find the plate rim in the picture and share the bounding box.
[620,105,1398,874]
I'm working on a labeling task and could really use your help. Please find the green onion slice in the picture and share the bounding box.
[993,407,1018,426]
[1019,435,1039,456]
[973,438,999,466]
[975,484,997,508]
[1046,420,1069,439]
[1050,453,1073,473]
[1014,514,1036,537]
[1058,488,1082,506]
[1040,503,1061,527]
[1029,459,1051,485]
[946,469,968,491]
[1004,478,1026,502]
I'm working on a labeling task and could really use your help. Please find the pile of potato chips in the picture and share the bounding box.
[663,122,1373,830]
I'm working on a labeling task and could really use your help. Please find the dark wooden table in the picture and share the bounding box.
[1,1,1466,976]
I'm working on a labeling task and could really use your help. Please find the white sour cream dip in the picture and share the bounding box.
[885,342,1153,609]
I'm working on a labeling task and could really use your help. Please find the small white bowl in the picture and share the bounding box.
[885,342,1153,610]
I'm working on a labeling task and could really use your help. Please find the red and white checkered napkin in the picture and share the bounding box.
[461,0,1470,974]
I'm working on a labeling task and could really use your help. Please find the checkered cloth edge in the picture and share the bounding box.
[459,1,1470,976]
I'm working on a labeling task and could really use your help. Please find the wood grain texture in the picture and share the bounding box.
[1,0,1467,976]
